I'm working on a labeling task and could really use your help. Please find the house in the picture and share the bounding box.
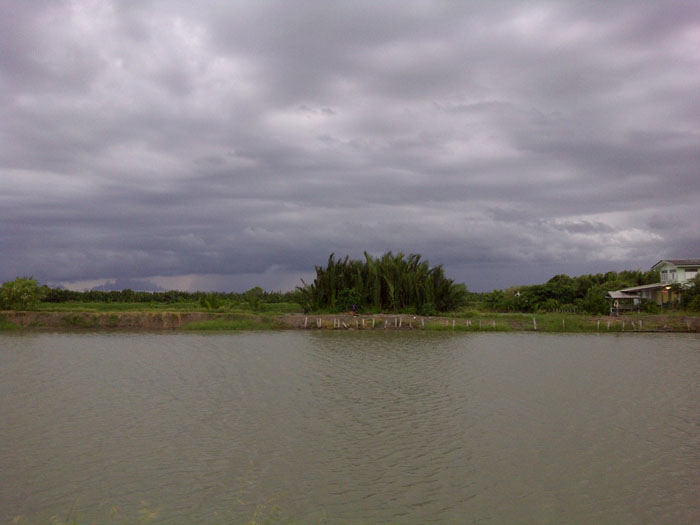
[606,259,700,314]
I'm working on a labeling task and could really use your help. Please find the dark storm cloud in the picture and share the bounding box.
[1,1,699,292]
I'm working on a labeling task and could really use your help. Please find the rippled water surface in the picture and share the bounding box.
[1,331,699,523]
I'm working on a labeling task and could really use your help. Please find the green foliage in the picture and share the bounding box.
[480,269,661,314]
[0,315,21,330]
[681,274,700,311]
[297,252,468,313]
[244,287,264,312]
[0,277,44,310]
[335,288,362,313]
[199,293,224,310]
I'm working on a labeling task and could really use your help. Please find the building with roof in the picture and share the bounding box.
[605,259,700,314]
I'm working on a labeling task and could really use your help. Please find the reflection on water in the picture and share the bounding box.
[1,332,699,523]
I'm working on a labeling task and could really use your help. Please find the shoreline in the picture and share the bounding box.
[2,311,699,333]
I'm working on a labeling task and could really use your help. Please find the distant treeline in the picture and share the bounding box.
[41,286,298,305]
[478,269,661,314]
[296,252,467,314]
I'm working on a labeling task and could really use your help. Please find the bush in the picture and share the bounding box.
[336,288,362,313]
[0,277,45,310]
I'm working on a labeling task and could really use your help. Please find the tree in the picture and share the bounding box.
[0,277,45,310]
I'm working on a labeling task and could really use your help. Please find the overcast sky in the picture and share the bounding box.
[1,1,699,292]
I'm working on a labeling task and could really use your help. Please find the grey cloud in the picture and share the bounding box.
[1,0,699,291]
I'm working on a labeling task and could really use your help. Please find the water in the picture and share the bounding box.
[1,331,698,523]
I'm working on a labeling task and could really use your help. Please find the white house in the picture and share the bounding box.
[606,259,700,313]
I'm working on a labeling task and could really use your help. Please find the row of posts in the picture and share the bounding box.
[303,316,500,330]
[301,316,669,331]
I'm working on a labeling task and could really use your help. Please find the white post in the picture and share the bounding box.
[304,316,308,328]
[533,318,537,331]
[372,318,375,328]
[399,318,403,328]
[362,319,365,328]
[597,320,600,331]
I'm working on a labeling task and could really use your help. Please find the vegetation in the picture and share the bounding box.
[3,258,699,326]
[41,286,301,309]
[680,274,700,311]
[297,252,467,313]
[0,315,21,331]
[475,269,660,315]
[0,276,45,310]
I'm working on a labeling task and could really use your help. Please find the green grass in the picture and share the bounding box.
[0,315,21,331]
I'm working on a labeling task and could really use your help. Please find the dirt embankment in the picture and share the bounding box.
[1,311,699,332]
[1,311,216,330]
[277,313,700,332]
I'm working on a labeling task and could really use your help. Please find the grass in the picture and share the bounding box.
[0,315,21,331]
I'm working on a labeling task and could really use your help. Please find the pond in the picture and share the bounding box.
[1,332,698,523]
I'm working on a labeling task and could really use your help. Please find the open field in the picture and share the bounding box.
[2,310,699,333]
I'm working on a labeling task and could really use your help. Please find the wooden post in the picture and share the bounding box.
[372,318,375,328]
[399,317,403,328]
[355,319,359,328]
[395,317,398,327]
[342,322,348,328]
[607,320,610,330]
[533,318,537,331]
[492,320,496,328]
[562,319,565,330]
[362,318,365,328]
[422,318,425,329]
[479,320,482,329]
[409,320,412,329]
[452,319,455,329]
[304,316,308,328]
[317,318,322,328]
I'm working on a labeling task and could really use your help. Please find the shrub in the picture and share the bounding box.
[0,277,44,310]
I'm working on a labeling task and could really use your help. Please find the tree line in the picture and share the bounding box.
[3,263,700,313]
[479,270,663,314]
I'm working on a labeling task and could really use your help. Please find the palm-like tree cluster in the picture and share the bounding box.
[298,252,467,314]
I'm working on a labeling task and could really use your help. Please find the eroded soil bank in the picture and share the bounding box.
[2,311,700,332]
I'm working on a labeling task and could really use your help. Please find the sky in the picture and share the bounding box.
[1,1,699,293]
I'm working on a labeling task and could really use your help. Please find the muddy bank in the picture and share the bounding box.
[277,313,700,332]
[1,311,699,332]
[1,311,216,330]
